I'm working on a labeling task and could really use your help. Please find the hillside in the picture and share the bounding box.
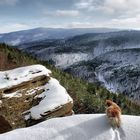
[0,43,36,70]
[0,43,140,127]
[0,114,140,140]
[16,31,140,103]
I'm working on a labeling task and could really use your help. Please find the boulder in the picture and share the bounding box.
[0,65,73,132]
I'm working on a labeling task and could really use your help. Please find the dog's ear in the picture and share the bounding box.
[106,100,113,106]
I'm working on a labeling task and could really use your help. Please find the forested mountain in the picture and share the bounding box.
[12,30,140,103]
[0,27,119,45]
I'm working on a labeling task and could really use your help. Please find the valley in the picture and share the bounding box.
[14,30,140,103]
[1,29,140,102]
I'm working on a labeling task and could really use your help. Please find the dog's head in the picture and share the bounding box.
[106,100,113,107]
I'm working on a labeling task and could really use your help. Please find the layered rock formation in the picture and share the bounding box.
[0,65,73,133]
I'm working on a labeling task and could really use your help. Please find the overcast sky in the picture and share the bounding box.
[0,0,140,33]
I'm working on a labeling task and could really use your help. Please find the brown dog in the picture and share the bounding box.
[105,100,121,128]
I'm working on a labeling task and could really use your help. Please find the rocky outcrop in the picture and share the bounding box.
[0,65,73,133]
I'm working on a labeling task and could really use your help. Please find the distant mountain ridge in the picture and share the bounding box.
[0,27,120,45]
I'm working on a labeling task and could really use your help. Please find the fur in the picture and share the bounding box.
[105,100,121,128]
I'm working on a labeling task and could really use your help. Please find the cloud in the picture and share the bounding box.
[55,18,140,29]
[74,0,140,29]
[44,9,80,17]
[55,10,80,17]
[75,0,140,16]
[75,0,100,11]
[43,22,96,28]
[39,21,96,29]
[106,15,140,29]
[0,23,31,33]
[100,0,140,16]
[105,0,140,11]
[75,0,93,9]
[64,22,96,28]
[0,0,18,5]
[1,0,140,32]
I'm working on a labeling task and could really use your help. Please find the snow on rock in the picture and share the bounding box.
[0,64,73,129]
[0,64,51,90]
[2,90,23,98]
[25,77,73,120]
[0,114,140,140]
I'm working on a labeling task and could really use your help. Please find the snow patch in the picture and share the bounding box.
[25,87,41,96]
[9,39,21,46]
[96,71,117,93]
[51,53,92,68]
[33,33,44,38]
[2,90,22,98]
[0,64,51,89]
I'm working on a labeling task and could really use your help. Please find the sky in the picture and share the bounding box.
[0,0,140,33]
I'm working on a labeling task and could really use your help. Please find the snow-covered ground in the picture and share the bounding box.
[0,114,139,140]
[0,64,51,89]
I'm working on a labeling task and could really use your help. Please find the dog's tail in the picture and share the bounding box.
[108,116,121,128]
[107,108,121,128]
